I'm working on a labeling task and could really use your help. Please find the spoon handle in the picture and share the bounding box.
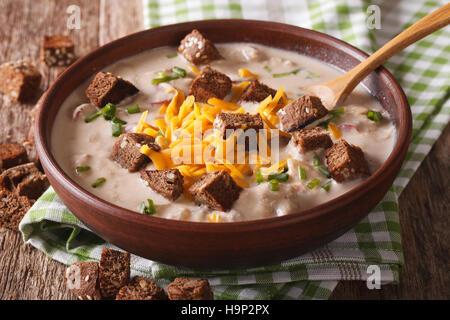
[340,3,450,98]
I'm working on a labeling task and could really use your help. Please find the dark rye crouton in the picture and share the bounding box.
[213,112,264,139]
[189,170,242,212]
[0,60,41,102]
[0,163,49,200]
[292,127,333,153]
[188,66,231,103]
[239,80,276,102]
[116,277,167,300]
[85,72,139,108]
[111,133,160,172]
[325,139,370,183]
[99,248,130,299]
[140,168,184,201]
[278,95,328,132]
[167,278,214,300]
[0,188,34,231]
[65,261,101,300]
[0,143,28,171]
[178,29,222,65]
[41,35,76,67]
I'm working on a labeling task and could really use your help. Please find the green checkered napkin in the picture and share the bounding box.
[20,0,449,300]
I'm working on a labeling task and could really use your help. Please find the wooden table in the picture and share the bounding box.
[0,0,448,300]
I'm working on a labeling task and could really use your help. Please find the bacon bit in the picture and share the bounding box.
[72,103,95,120]
[340,124,360,132]
[292,184,305,192]
[150,99,172,106]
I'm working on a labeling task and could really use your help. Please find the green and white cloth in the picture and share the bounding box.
[20,0,449,300]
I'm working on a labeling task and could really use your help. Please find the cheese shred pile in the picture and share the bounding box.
[136,83,291,190]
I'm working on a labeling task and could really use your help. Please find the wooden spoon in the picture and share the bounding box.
[304,3,450,110]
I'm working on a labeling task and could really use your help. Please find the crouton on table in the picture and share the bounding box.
[0,60,41,102]
[41,35,76,67]
[167,278,214,300]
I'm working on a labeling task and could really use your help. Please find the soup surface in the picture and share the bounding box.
[52,43,395,222]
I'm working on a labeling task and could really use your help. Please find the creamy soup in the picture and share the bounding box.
[52,43,395,222]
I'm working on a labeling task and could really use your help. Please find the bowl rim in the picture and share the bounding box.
[35,19,412,233]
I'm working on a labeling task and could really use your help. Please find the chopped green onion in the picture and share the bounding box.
[172,66,187,78]
[306,178,320,190]
[273,68,301,78]
[102,103,116,120]
[152,66,187,85]
[308,71,321,78]
[256,169,264,184]
[313,156,320,167]
[84,112,101,123]
[317,166,331,178]
[157,71,167,78]
[112,116,127,125]
[321,180,332,192]
[318,107,345,129]
[329,107,344,116]
[367,110,383,122]
[152,76,175,85]
[318,120,330,129]
[268,172,289,182]
[298,166,307,180]
[141,199,156,215]
[264,65,272,72]
[269,179,279,191]
[84,103,119,123]
[91,177,106,188]
[127,104,141,114]
[167,53,178,58]
[312,156,331,178]
[76,166,91,173]
[112,122,123,137]
[158,129,165,137]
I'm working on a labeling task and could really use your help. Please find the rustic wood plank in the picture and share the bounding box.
[99,0,144,45]
[0,0,144,301]
[0,0,448,300]
[0,0,104,300]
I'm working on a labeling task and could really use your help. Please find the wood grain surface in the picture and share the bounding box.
[0,0,448,300]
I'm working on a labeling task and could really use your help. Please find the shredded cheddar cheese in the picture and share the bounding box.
[238,68,259,79]
[136,84,292,193]
[328,123,342,139]
[261,157,292,175]
[208,213,222,223]
[231,81,251,103]
[189,65,200,75]
[140,145,166,169]
[207,98,241,111]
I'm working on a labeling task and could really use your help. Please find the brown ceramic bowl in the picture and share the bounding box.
[35,20,412,268]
